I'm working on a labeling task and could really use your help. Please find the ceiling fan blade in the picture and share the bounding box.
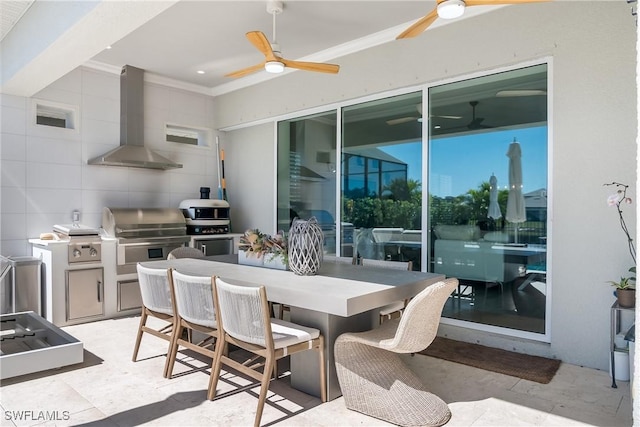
[246,31,277,61]
[225,62,266,78]
[387,116,419,125]
[431,114,463,119]
[496,89,547,97]
[396,8,438,39]
[465,0,549,6]
[281,59,340,74]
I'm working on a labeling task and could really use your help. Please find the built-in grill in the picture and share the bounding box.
[102,208,190,275]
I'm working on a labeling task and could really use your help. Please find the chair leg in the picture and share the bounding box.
[318,336,327,403]
[132,310,148,362]
[254,355,275,427]
[208,339,226,400]
[165,323,184,378]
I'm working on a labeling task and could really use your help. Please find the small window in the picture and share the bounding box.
[34,101,77,129]
[166,124,210,147]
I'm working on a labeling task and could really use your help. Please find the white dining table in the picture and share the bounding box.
[142,255,445,400]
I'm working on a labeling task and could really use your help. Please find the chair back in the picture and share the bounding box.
[380,278,458,353]
[169,270,217,328]
[361,258,412,271]
[136,264,173,315]
[323,255,354,265]
[213,277,272,349]
[167,247,205,260]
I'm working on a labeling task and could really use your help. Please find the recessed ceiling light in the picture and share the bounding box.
[434,125,441,129]
[197,70,205,74]
[105,45,112,50]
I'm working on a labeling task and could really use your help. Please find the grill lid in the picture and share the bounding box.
[102,207,187,239]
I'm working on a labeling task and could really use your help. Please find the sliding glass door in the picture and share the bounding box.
[428,63,548,334]
[341,92,423,267]
[275,62,549,336]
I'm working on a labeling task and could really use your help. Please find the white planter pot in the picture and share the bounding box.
[263,255,288,271]
[238,250,263,267]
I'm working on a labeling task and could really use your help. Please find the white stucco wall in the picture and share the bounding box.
[213,1,638,370]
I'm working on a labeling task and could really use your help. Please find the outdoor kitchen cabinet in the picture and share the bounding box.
[66,267,103,320]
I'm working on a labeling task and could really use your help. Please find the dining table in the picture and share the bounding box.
[142,254,445,401]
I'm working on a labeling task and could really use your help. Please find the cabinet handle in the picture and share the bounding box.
[97,280,102,302]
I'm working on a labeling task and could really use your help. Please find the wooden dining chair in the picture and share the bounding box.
[165,269,220,399]
[210,276,326,427]
[132,263,175,378]
[360,258,413,323]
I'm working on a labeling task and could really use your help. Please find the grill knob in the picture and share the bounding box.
[90,248,98,257]
[73,249,82,258]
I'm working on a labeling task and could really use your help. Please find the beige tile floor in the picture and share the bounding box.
[0,315,633,427]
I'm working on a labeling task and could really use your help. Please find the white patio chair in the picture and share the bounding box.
[165,269,220,400]
[210,276,326,427]
[167,246,205,260]
[360,258,413,323]
[334,278,458,427]
[132,263,175,378]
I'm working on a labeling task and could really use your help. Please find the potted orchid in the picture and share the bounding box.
[605,182,636,307]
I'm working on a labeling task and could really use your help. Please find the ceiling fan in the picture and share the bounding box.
[225,1,340,78]
[386,104,461,125]
[396,0,550,40]
[464,100,493,130]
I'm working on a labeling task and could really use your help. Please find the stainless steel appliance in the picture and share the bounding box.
[102,207,190,311]
[53,224,104,321]
[179,197,230,235]
[0,255,43,315]
[88,65,182,170]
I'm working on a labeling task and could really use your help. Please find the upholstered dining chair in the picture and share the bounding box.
[132,263,175,378]
[165,269,220,399]
[210,276,327,427]
[334,278,458,427]
[167,246,205,260]
[360,258,413,323]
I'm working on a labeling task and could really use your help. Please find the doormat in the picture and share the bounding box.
[419,337,561,384]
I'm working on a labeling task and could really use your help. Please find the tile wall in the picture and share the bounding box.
[0,66,218,256]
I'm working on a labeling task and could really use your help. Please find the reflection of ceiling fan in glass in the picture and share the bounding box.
[386,104,461,126]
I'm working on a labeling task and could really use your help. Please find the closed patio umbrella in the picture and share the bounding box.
[506,140,526,242]
[488,174,502,220]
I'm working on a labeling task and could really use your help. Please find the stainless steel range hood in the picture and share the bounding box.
[88,65,182,170]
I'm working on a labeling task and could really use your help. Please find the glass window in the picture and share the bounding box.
[342,92,423,267]
[428,63,548,334]
[276,111,338,253]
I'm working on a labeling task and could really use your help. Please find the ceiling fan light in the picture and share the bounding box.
[437,0,466,20]
[265,61,285,74]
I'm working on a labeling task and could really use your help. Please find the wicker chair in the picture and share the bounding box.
[210,276,326,427]
[360,258,413,323]
[167,246,205,260]
[334,278,458,427]
[132,264,176,378]
[165,269,220,400]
